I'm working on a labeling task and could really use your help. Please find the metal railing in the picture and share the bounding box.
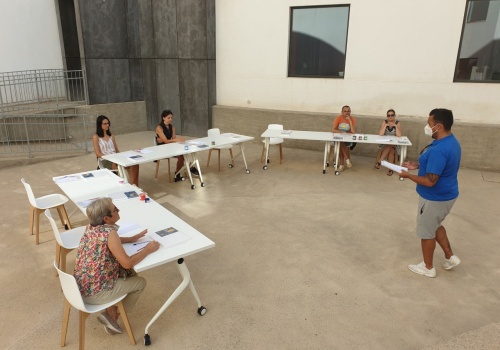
[0,113,94,158]
[0,69,88,113]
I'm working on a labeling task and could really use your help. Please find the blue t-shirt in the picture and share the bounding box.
[416,134,461,201]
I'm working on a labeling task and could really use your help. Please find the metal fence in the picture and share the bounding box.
[0,114,94,158]
[0,69,88,113]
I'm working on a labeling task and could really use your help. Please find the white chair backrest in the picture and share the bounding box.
[208,128,221,137]
[268,124,283,131]
[45,209,64,246]
[21,178,37,207]
[54,261,87,312]
[154,136,159,146]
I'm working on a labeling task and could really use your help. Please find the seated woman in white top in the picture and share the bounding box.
[93,115,140,186]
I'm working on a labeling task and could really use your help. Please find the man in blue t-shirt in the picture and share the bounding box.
[399,108,461,278]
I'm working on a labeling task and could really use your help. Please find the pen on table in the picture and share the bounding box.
[137,246,146,252]
[133,241,151,245]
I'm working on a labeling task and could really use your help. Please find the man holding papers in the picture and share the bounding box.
[399,109,461,278]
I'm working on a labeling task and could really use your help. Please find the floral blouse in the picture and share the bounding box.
[74,224,120,297]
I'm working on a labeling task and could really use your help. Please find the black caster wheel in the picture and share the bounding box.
[246,169,250,174]
[198,306,207,316]
[144,334,151,346]
[326,162,329,167]
[228,163,234,168]
[335,171,340,176]
[323,170,326,174]
[399,177,404,181]
[191,184,196,189]
[263,165,267,170]
[201,182,205,187]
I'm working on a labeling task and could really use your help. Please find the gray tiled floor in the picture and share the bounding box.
[2,131,500,350]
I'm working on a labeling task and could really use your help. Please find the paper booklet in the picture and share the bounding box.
[381,160,408,173]
[154,227,190,248]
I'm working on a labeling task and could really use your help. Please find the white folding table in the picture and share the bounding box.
[103,133,254,189]
[53,169,215,345]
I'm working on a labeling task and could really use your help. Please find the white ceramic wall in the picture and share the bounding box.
[0,0,63,72]
[216,0,500,124]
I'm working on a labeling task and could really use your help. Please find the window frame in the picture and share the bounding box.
[287,4,350,79]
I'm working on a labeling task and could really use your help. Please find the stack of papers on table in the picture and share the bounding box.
[108,190,139,201]
[154,227,190,248]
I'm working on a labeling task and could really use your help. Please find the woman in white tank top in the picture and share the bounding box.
[93,115,140,186]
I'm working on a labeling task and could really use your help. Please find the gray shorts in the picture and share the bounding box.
[416,196,456,239]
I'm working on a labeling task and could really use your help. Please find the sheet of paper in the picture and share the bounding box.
[122,239,151,256]
[332,133,344,140]
[376,138,392,142]
[117,221,142,236]
[120,151,136,157]
[108,190,139,201]
[54,175,80,183]
[135,148,153,154]
[185,140,206,146]
[81,171,110,180]
[381,160,408,173]
[221,133,238,138]
[154,227,190,248]
[76,198,98,208]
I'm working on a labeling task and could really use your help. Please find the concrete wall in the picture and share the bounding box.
[213,105,500,172]
[215,0,500,125]
[0,0,64,72]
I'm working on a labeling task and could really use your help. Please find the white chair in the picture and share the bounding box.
[21,178,72,245]
[97,158,119,175]
[45,209,85,274]
[261,124,284,164]
[206,128,235,171]
[154,136,172,183]
[54,262,136,349]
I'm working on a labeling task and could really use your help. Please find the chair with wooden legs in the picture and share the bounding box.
[21,178,72,245]
[45,209,84,274]
[261,124,284,164]
[54,261,136,350]
[154,136,173,182]
[207,128,235,171]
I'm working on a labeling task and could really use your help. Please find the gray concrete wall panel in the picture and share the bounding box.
[126,0,141,58]
[177,0,207,59]
[179,60,208,136]
[153,0,178,58]
[212,105,500,172]
[208,60,216,127]
[79,0,128,59]
[206,0,216,60]
[129,59,145,101]
[142,59,158,130]
[156,59,181,132]
[137,0,155,58]
[86,59,131,104]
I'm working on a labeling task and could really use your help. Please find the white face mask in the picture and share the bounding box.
[424,124,436,136]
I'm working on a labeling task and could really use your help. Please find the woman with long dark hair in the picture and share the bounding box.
[93,115,140,186]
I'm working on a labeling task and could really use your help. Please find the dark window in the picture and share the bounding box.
[455,0,500,82]
[288,5,350,78]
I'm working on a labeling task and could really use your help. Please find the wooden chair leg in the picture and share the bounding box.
[29,205,35,236]
[61,300,71,347]
[34,208,43,245]
[217,149,221,172]
[55,243,62,276]
[117,301,136,345]
[167,158,171,183]
[57,205,72,230]
[155,159,160,179]
[60,247,71,273]
[229,148,234,166]
[261,144,265,163]
[279,144,283,164]
[79,311,90,350]
[207,150,213,167]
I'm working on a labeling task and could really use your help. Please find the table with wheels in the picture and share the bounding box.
[329,134,412,179]
[53,169,215,345]
[103,133,254,189]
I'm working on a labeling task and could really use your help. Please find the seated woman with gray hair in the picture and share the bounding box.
[73,197,160,335]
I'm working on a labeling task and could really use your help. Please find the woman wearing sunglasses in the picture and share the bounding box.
[375,109,402,176]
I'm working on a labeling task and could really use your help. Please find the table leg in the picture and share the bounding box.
[118,165,129,183]
[263,138,270,170]
[334,142,341,176]
[192,153,205,187]
[239,143,251,174]
[322,142,328,174]
[183,154,195,189]
[144,258,206,346]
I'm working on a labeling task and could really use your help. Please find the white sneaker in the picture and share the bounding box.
[346,159,352,168]
[337,165,345,172]
[443,255,461,270]
[408,262,436,278]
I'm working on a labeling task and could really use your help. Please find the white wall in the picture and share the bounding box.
[0,0,63,72]
[216,0,500,124]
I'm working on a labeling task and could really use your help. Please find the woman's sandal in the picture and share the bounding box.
[387,170,393,176]
[374,162,381,169]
